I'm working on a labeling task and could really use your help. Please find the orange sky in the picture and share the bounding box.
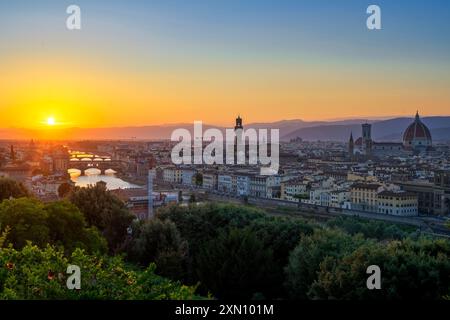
[2,1,450,134]
[1,52,449,132]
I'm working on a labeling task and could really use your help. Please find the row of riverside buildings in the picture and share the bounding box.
[157,164,446,217]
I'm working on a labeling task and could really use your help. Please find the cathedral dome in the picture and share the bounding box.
[403,111,432,150]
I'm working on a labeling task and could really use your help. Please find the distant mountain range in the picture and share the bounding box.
[1,116,449,141]
[282,116,450,142]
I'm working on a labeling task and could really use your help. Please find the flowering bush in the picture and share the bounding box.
[0,237,200,300]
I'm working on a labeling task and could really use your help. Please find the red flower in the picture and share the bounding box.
[47,270,55,280]
[6,262,14,270]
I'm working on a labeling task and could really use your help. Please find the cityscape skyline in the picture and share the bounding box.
[1,112,450,141]
[1,1,450,305]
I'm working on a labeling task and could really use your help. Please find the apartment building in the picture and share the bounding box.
[236,174,251,196]
[181,168,196,186]
[163,166,182,184]
[350,183,383,212]
[281,179,308,202]
[250,175,268,198]
[203,171,218,191]
[377,191,418,216]
[218,174,233,193]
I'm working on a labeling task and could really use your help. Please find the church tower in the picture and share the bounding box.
[361,123,372,155]
[10,145,16,161]
[348,132,354,158]
[234,115,244,164]
[234,115,243,131]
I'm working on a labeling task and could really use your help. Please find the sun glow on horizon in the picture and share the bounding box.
[46,117,56,126]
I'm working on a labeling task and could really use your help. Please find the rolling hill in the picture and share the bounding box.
[1,117,449,141]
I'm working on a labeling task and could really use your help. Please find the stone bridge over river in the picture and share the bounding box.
[68,154,125,175]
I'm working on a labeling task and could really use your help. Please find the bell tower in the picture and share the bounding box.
[348,132,354,158]
[362,123,372,155]
[234,115,243,131]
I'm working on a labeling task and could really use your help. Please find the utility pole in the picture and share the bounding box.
[147,169,156,219]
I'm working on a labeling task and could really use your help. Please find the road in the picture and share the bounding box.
[204,193,450,238]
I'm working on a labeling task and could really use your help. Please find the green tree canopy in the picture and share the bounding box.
[44,201,107,254]
[124,219,188,280]
[285,228,368,299]
[0,198,107,254]
[195,227,275,299]
[0,198,50,249]
[0,177,29,202]
[57,182,73,198]
[157,203,314,298]
[0,242,200,300]
[326,216,415,240]
[309,238,450,300]
[68,182,134,252]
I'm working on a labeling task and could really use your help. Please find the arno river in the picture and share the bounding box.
[69,169,141,190]
[68,151,141,190]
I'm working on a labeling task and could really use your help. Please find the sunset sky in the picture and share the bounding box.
[1,0,450,130]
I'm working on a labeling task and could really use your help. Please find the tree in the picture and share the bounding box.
[156,203,265,258]
[156,203,308,298]
[0,177,29,202]
[309,238,450,300]
[45,201,85,245]
[293,193,309,201]
[125,219,188,280]
[195,228,275,299]
[326,216,415,240]
[0,198,107,254]
[44,201,107,254]
[284,228,367,299]
[57,182,73,198]
[68,182,134,252]
[0,226,11,248]
[249,217,313,298]
[194,172,203,187]
[0,198,50,249]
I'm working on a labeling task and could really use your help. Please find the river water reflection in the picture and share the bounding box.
[69,169,142,190]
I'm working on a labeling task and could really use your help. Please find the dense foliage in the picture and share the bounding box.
[0,241,199,300]
[326,216,417,240]
[195,227,276,299]
[309,238,450,299]
[68,182,134,252]
[0,183,201,300]
[122,219,188,280]
[0,198,107,254]
[0,178,29,202]
[285,229,368,299]
[148,203,450,300]
[1,180,449,300]
[154,203,314,298]
[57,182,73,198]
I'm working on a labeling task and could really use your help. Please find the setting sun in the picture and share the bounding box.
[47,117,56,126]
